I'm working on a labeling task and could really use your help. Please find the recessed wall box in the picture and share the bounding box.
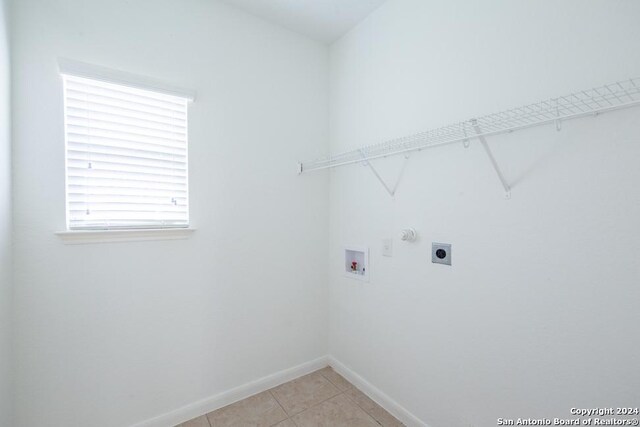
[344,246,369,282]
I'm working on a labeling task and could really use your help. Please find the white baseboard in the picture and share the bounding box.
[328,356,430,427]
[131,355,428,427]
[131,356,329,427]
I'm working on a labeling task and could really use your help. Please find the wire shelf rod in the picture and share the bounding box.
[299,78,640,173]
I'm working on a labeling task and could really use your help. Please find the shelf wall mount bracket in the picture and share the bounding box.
[462,123,471,148]
[471,119,512,199]
[554,98,562,131]
[359,150,410,198]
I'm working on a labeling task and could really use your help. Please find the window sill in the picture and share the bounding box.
[56,228,196,245]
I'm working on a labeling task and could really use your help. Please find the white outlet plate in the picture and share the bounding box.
[382,238,393,257]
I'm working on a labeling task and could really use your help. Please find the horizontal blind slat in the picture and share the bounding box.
[68,138,186,157]
[64,75,189,104]
[66,99,186,125]
[66,107,186,132]
[65,79,186,109]
[66,88,186,114]
[69,212,187,220]
[66,125,185,148]
[69,207,188,214]
[68,150,185,169]
[68,185,186,198]
[66,94,186,122]
[67,176,187,190]
[67,159,187,176]
[66,115,187,139]
[69,195,186,203]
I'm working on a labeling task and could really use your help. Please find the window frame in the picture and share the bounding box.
[57,59,196,240]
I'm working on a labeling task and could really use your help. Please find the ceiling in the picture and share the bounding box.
[220,0,387,43]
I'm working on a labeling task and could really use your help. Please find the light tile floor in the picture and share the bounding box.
[176,367,404,427]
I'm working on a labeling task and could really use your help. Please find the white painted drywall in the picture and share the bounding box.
[0,0,12,425]
[328,1,640,426]
[220,0,386,43]
[10,0,329,426]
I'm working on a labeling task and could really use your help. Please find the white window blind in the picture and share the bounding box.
[63,74,189,230]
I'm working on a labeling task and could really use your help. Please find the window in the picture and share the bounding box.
[62,74,190,230]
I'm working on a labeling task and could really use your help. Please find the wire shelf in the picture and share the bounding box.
[299,77,640,173]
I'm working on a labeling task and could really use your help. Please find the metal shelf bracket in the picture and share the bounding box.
[360,150,410,197]
[462,123,471,148]
[555,98,562,131]
[472,120,512,199]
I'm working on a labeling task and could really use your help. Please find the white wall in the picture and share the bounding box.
[0,0,12,425]
[328,1,640,426]
[10,0,329,426]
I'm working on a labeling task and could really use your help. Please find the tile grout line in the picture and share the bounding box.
[341,391,384,426]
[277,386,339,426]
[273,369,343,419]
[290,390,345,418]
[285,391,346,425]
[315,368,379,420]
[319,368,389,427]
[268,389,291,426]
[297,369,347,414]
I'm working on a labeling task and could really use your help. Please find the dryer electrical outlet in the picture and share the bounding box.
[432,243,452,266]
